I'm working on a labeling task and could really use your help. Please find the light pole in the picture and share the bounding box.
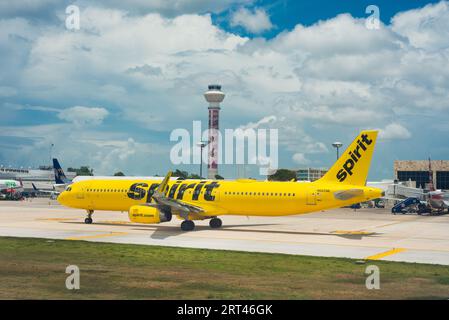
[332,142,343,160]
[49,143,54,166]
[196,141,208,178]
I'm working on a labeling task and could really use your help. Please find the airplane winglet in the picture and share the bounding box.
[156,171,172,195]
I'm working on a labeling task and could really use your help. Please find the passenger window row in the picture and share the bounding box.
[223,191,296,197]
[87,189,127,193]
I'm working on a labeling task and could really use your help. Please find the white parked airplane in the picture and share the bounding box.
[0,179,23,199]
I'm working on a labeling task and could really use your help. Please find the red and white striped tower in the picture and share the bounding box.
[204,85,225,179]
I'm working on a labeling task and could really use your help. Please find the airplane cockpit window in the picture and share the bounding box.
[66,187,72,192]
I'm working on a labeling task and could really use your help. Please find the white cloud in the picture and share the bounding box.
[292,153,310,165]
[0,0,60,18]
[303,142,328,154]
[58,106,109,126]
[230,7,273,34]
[1,2,449,177]
[99,0,255,16]
[0,122,170,175]
[378,123,412,140]
[392,1,449,50]
[0,0,255,18]
[239,115,277,130]
[0,86,17,97]
[271,14,400,56]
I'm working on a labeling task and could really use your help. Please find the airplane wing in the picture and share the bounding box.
[334,189,364,200]
[150,171,225,219]
[32,183,60,195]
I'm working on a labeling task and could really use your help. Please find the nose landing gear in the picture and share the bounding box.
[84,210,94,224]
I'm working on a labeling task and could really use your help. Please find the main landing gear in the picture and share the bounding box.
[84,210,94,224]
[180,217,223,231]
[181,220,195,231]
[209,217,222,229]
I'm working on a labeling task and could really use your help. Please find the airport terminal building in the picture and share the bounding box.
[296,168,328,182]
[394,160,449,190]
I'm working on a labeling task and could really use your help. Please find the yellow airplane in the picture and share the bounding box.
[58,130,384,231]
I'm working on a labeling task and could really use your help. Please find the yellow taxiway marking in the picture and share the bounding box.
[365,248,407,260]
[332,230,373,235]
[65,232,128,241]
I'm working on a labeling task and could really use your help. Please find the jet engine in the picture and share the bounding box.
[128,205,172,224]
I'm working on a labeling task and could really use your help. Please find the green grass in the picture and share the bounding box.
[0,236,448,299]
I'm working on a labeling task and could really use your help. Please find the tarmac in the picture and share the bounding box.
[1,198,449,265]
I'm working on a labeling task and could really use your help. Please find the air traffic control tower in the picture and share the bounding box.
[204,85,225,179]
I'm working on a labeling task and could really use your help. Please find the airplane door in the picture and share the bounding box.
[84,183,94,210]
[212,188,220,201]
[76,186,85,199]
[306,190,316,205]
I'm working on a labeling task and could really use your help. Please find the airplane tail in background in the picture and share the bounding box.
[318,130,378,186]
[53,158,69,184]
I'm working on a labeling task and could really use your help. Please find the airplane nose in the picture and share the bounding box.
[57,192,67,205]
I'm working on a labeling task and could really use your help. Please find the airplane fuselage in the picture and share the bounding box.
[0,180,23,193]
[58,178,383,217]
[57,130,382,230]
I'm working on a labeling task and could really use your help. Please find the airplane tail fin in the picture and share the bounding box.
[53,158,68,184]
[32,182,38,191]
[318,130,378,186]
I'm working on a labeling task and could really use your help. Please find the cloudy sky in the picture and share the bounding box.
[1,0,448,179]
